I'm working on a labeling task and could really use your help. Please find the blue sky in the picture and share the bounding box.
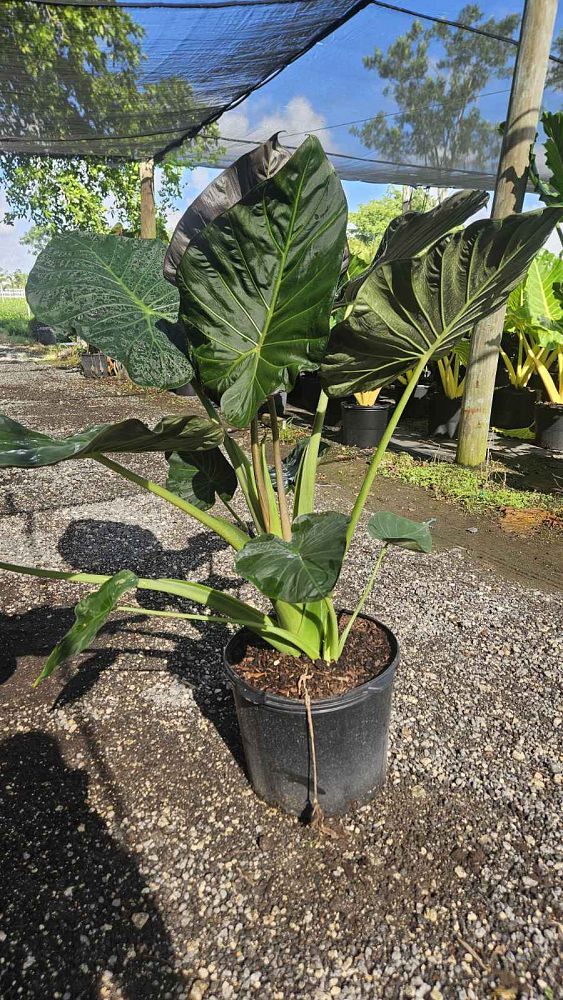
[1,0,561,272]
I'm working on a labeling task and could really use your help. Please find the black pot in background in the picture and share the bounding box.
[258,391,287,418]
[80,352,109,378]
[297,373,343,425]
[392,380,431,419]
[428,390,462,438]
[491,385,535,429]
[173,383,197,397]
[535,401,563,451]
[223,615,399,817]
[341,401,391,449]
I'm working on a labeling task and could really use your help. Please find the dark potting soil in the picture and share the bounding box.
[231,615,392,700]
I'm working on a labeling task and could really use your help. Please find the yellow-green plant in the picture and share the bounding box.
[503,250,563,401]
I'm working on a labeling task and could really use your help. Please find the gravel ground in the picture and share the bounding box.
[0,351,562,1000]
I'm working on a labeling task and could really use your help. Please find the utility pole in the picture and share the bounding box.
[139,158,156,239]
[456,0,557,467]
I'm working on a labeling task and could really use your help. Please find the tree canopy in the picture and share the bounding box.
[353,4,520,177]
[348,186,437,253]
[0,2,219,239]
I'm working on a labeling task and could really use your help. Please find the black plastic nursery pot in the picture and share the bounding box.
[173,382,197,397]
[491,385,535,430]
[297,373,343,426]
[223,614,399,817]
[535,401,563,451]
[428,390,462,438]
[341,401,392,449]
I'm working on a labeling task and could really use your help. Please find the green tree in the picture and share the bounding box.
[349,186,437,252]
[353,4,520,177]
[0,2,219,239]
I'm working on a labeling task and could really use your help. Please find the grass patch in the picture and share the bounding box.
[0,297,33,342]
[380,451,562,514]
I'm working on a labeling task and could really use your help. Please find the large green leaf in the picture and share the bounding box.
[368,512,433,553]
[26,234,193,389]
[34,570,138,685]
[321,207,563,397]
[235,511,349,602]
[530,111,563,206]
[342,190,489,303]
[166,448,237,510]
[0,414,223,468]
[524,252,563,327]
[175,135,348,427]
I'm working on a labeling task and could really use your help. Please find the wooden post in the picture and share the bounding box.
[139,158,156,239]
[456,0,557,467]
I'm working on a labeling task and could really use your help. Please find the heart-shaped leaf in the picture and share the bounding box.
[166,448,237,510]
[368,512,433,553]
[26,234,192,389]
[175,134,347,427]
[524,252,563,327]
[34,570,138,685]
[235,511,350,602]
[0,414,223,468]
[321,207,563,397]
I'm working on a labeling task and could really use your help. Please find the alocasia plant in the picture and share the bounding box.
[1,132,562,675]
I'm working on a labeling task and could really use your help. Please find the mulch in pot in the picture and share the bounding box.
[231,614,392,700]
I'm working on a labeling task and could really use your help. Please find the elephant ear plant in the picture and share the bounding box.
[1,134,561,816]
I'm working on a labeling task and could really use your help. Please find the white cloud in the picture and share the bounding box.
[219,95,338,153]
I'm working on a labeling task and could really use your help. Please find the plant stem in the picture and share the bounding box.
[268,395,292,541]
[250,417,271,531]
[322,597,340,661]
[346,355,428,549]
[338,544,388,657]
[220,498,249,533]
[0,560,317,658]
[192,381,263,530]
[93,454,247,551]
[293,387,328,517]
[116,605,230,624]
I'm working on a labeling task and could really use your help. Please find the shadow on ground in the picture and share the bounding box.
[0,519,246,768]
[0,730,186,998]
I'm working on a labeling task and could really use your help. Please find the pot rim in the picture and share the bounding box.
[222,611,399,713]
[341,401,393,412]
[535,399,563,410]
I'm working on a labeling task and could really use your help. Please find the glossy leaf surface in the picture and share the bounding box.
[0,414,223,468]
[26,234,192,388]
[166,448,237,510]
[235,511,349,602]
[35,571,138,685]
[368,512,433,552]
[322,207,563,397]
[176,135,347,427]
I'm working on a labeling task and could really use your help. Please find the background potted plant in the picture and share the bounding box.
[340,387,393,448]
[427,340,469,438]
[1,134,561,820]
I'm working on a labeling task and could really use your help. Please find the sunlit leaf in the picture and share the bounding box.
[235,511,349,602]
[26,234,192,388]
[34,571,138,685]
[368,512,433,552]
[0,413,223,468]
[322,207,563,397]
[175,134,347,427]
